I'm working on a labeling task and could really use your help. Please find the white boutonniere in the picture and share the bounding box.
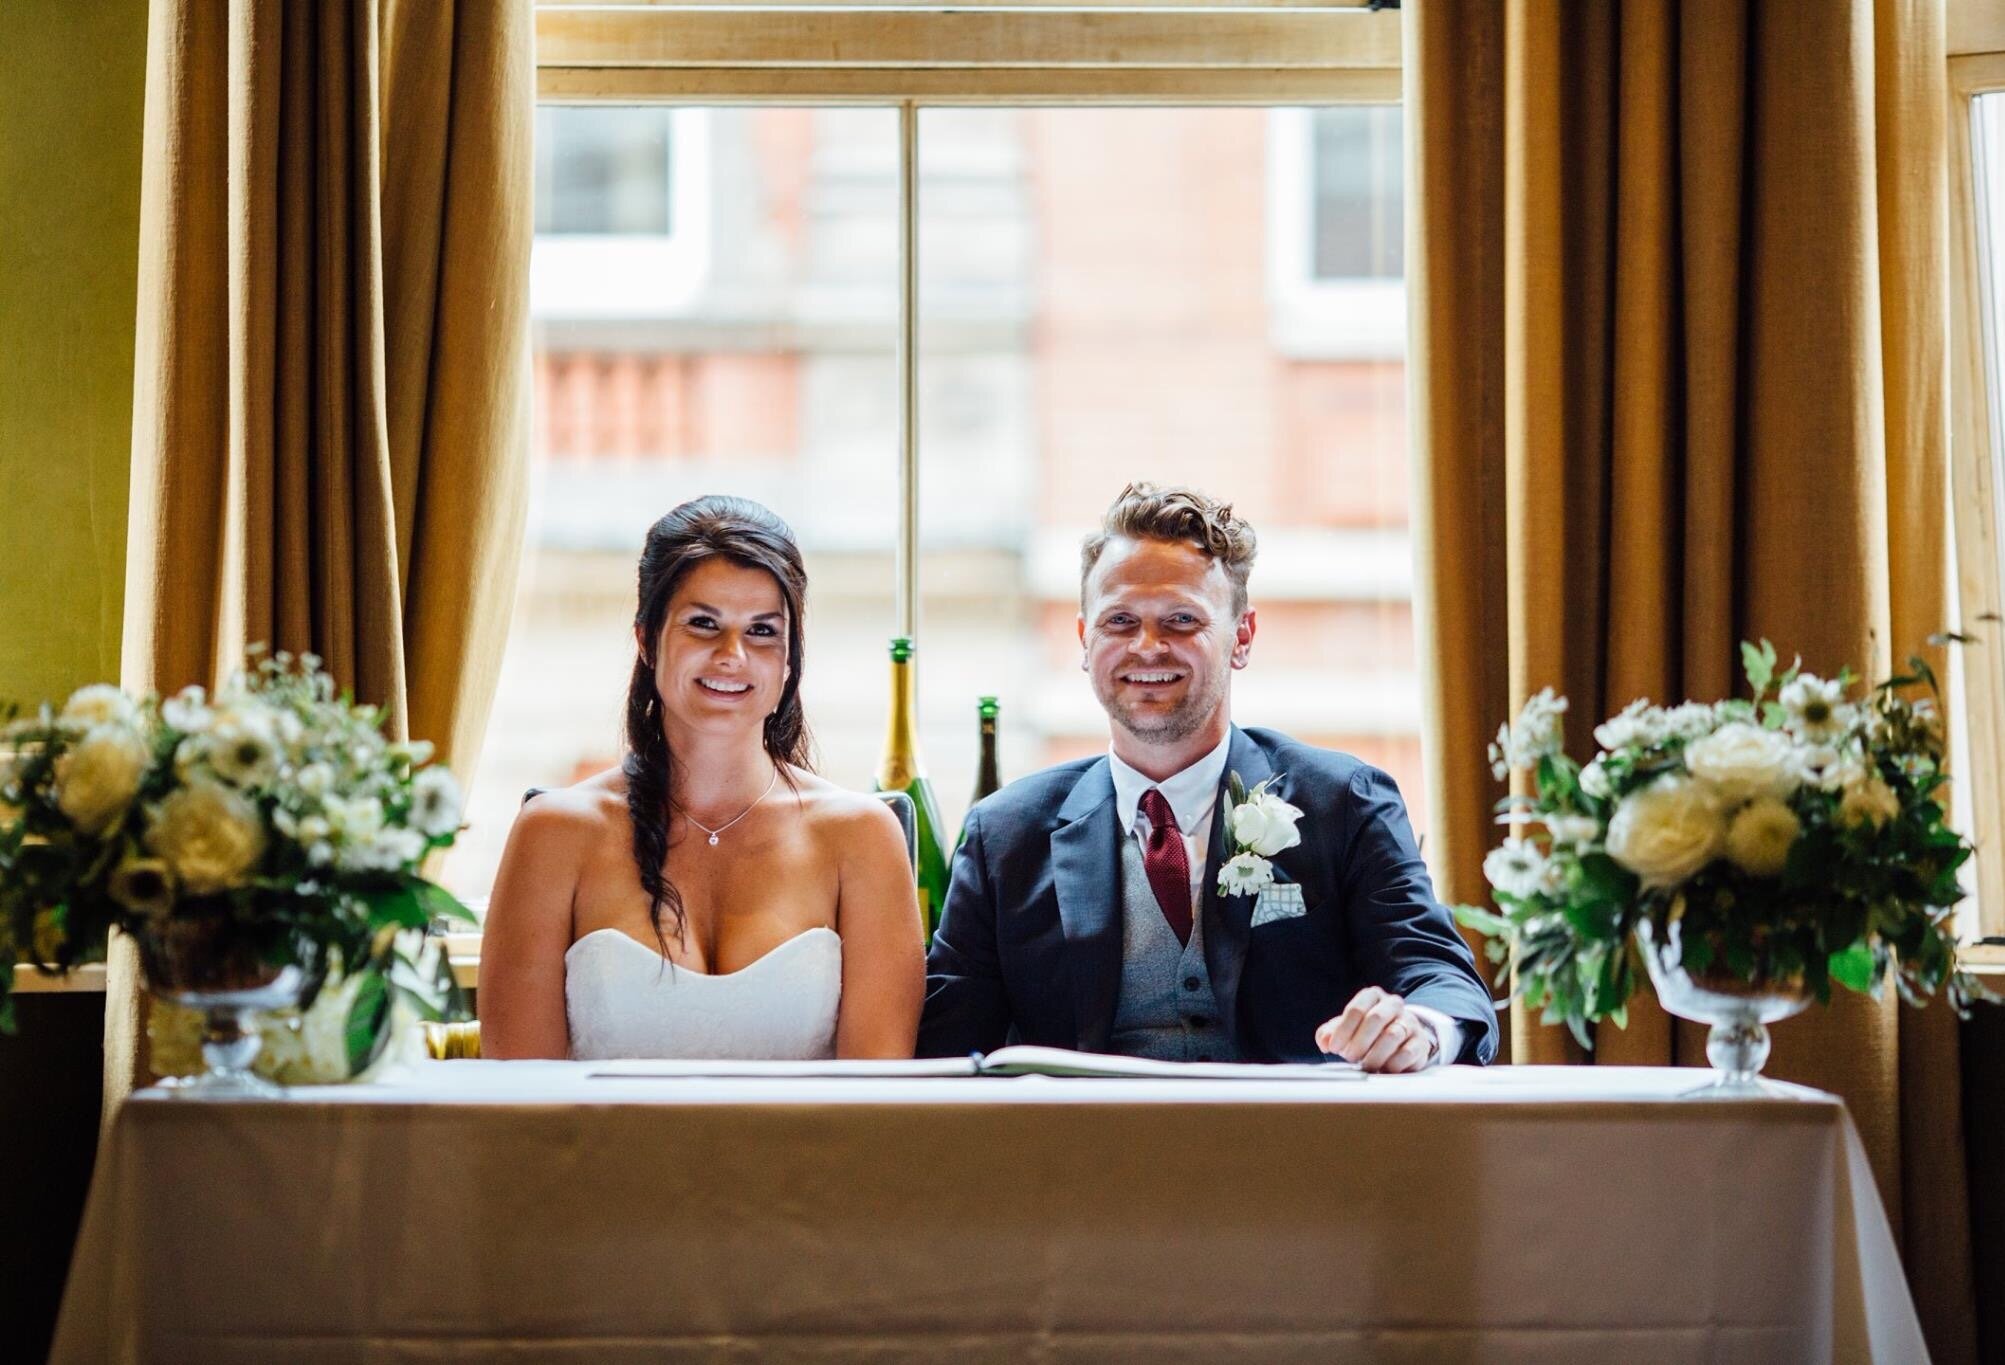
[1217,771,1303,897]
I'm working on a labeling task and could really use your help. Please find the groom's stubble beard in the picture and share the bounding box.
[1097,653,1232,748]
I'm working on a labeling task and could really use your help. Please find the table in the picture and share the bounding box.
[50,1063,1925,1363]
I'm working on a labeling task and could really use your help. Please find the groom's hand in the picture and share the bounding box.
[1317,987,1437,1073]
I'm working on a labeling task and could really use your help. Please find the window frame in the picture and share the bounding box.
[1948,51,2005,963]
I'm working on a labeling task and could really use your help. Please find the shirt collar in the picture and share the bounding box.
[1107,731,1234,838]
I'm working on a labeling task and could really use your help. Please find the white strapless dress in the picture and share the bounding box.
[564,926,842,1061]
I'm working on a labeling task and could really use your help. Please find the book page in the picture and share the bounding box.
[976,1045,1364,1080]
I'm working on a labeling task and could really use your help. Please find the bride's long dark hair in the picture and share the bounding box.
[624,496,813,950]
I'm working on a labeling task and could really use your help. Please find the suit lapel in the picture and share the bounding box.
[1050,759,1122,1052]
[1202,728,1272,1039]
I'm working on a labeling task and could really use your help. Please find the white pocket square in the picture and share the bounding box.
[1250,882,1307,926]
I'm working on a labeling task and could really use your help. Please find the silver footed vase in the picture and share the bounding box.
[134,908,307,1098]
[1635,917,1813,1097]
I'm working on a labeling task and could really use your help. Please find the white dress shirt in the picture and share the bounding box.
[1105,736,1460,1068]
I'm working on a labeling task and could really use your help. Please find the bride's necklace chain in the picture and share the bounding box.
[678,766,780,847]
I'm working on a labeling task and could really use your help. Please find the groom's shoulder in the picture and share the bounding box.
[965,755,1102,841]
[1242,727,1382,797]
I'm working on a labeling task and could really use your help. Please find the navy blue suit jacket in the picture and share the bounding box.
[919,726,1499,1064]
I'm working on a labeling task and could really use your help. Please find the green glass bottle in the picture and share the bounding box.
[874,636,949,942]
[960,695,1001,849]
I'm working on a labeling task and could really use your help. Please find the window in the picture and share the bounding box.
[530,107,710,318]
[1267,106,1404,359]
[1948,54,2005,962]
[442,2,1411,900]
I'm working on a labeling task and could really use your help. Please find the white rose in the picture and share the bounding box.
[1839,773,1902,829]
[1218,852,1275,897]
[145,779,266,894]
[59,683,137,731]
[408,766,463,839]
[1724,797,1800,878]
[1230,790,1302,858]
[1579,756,1613,799]
[1483,838,1551,899]
[1606,774,1725,889]
[1682,722,1798,804]
[54,724,151,835]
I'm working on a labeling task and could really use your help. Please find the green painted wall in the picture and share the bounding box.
[0,1,148,705]
[0,5,147,1358]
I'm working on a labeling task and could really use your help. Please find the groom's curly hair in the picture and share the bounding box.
[1080,482,1258,615]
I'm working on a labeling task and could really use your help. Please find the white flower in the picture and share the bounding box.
[206,710,281,789]
[298,814,330,843]
[1682,722,1798,804]
[307,840,335,867]
[1494,688,1569,774]
[1606,774,1725,889]
[408,766,463,839]
[1217,852,1275,897]
[160,685,212,734]
[1793,743,1852,791]
[1594,699,1667,753]
[173,736,208,778]
[54,724,151,835]
[1724,797,1800,878]
[1483,839,1552,899]
[1839,772,1902,829]
[295,762,334,799]
[107,857,176,916]
[1543,812,1602,847]
[338,825,427,874]
[1229,789,1302,859]
[325,793,384,842]
[59,684,137,731]
[1662,703,1719,740]
[1778,674,1852,743]
[145,779,266,895]
[1579,756,1613,799]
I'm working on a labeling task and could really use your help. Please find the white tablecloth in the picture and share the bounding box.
[51,1062,1926,1362]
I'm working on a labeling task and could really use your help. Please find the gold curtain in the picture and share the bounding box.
[107,0,532,1109]
[1408,1,1975,1358]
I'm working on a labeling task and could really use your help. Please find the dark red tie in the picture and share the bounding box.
[1139,788,1192,946]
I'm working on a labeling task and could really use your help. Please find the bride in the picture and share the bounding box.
[478,496,924,1059]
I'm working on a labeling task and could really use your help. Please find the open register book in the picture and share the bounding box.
[588,1045,1364,1082]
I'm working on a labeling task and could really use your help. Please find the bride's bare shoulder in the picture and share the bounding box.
[510,766,628,847]
[789,772,907,853]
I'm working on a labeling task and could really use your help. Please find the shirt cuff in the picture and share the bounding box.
[1406,1004,1462,1069]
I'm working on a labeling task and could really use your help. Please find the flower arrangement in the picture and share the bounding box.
[1216,772,1303,897]
[1455,640,1989,1049]
[0,650,475,1074]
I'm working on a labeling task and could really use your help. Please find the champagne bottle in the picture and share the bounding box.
[960,695,1001,848]
[874,636,950,942]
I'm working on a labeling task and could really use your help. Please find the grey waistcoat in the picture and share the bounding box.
[1107,831,1238,1062]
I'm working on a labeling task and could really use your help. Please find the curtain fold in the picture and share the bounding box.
[1408,1,1975,1358]
[108,0,532,1111]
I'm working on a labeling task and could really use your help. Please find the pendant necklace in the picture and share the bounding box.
[681,766,780,846]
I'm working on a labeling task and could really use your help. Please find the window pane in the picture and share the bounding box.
[535,106,674,235]
[1312,106,1402,280]
[442,107,901,898]
[918,106,1419,845]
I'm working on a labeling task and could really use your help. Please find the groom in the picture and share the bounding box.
[919,484,1497,1070]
